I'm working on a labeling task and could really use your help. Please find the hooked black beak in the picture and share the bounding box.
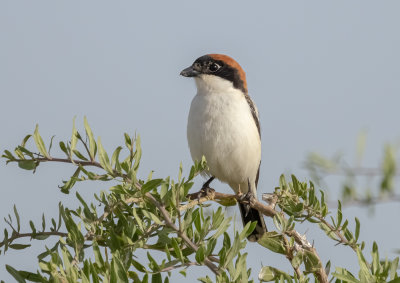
[180,66,199,77]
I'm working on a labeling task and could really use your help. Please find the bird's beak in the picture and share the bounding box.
[180,66,199,77]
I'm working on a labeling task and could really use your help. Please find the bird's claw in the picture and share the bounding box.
[239,191,255,217]
[187,180,215,201]
[197,185,215,201]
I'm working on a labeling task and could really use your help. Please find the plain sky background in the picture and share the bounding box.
[1,1,399,281]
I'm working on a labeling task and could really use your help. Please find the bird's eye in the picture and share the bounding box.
[209,63,220,72]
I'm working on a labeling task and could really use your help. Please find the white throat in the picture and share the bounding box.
[194,74,236,95]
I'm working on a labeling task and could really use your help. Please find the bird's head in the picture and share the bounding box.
[180,54,248,94]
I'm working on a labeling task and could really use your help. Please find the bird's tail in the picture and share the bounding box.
[238,203,267,242]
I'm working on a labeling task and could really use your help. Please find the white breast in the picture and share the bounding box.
[187,75,261,194]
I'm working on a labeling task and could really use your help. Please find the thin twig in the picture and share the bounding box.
[159,261,200,273]
[282,235,303,279]
[0,231,68,248]
[145,192,221,276]
[76,134,92,161]
[12,157,103,169]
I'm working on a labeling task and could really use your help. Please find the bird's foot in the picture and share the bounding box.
[239,190,255,217]
[187,181,215,201]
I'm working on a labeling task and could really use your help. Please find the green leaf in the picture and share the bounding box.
[21,135,32,147]
[151,273,162,283]
[355,217,360,242]
[356,247,373,281]
[70,116,78,160]
[211,217,230,240]
[111,257,129,283]
[97,137,114,175]
[59,141,69,156]
[13,205,20,231]
[133,135,142,171]
[389,257,399,280]
[33,124,50,159]
[239,221,256,240]
[198,276,213,283]
[195,245,205,263]
[142,179,164,194]
[258,266,292,282]
[257,232,286,254]
[111,146,123,171]
[171,238,184,262]
[73,149,88,161]
[131,259,147,273]
[318,222,339,241]
[9,244,31,250]
[84,116,97,160]
[332,267,359,283]
[18,160,37,171]
[6,265,27,283]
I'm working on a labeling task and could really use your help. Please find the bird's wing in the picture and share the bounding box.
[244,94,260,137]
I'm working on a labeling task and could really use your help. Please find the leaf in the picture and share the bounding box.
[198,277,213,283]
[318,222,339,241]
[258,266,292,282]
[21,135,32,147]
[9,244,31,250]
[355,217,360,242]
[59,141,69,156]
[33,124,50,159]
[111,257,128,283]
[131,259,147,273]
[5,265,26,283]
[389,257,399,280]
[142,179,164,194]
[195,245,205,263]
[151,273,162,283]
[13,205,20,231]
[70,116,78,160]
[111,146,123,171]
[73,149,88,161]
[239,221,256,240]
[97,137,114,175]
[257,232,286,254]
[84,117,96,160]
[18,160,37,171]
[356,247,373,281]
[171,238,184,262]
[332,267,359,283]
[211,217,230,240]
[133,135,141,171]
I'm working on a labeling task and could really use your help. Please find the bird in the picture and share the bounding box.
[180,54,266,242]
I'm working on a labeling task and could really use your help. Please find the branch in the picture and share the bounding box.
[11,157,103,169]
[0,231,68,248]
[159,261,200,273]
[145,192,221,276]
[317,217,356,251]
[184,190,328,283]
[282,235,303,279]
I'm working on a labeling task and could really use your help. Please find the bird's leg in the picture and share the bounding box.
[202,176,215,190]
[239,178,255,217]
[198,176,215,199]
[187,176,215,200]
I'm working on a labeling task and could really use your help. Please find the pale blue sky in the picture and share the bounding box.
[1,1,399,281]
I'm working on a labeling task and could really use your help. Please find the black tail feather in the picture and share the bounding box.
[238,203,267,242]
